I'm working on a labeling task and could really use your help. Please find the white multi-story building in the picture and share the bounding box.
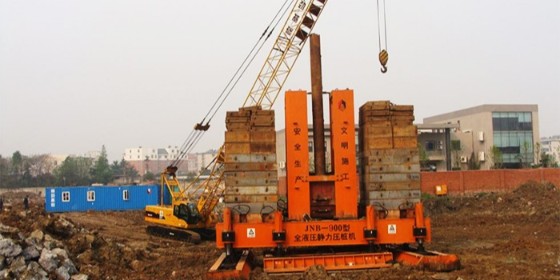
[540,136,560,165]
[195,152,216,172]
[123,146,217,176]
[49,154,71,169]
[82,150,101,160]
[123,146,180,161]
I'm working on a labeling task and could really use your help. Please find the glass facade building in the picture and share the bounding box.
[423,104,538,170]
[492,112,534,168]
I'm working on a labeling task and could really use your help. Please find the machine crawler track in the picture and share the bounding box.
[146,225,205,244]
[394,248,461,272]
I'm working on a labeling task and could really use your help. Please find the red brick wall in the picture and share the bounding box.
[421,168,560,195]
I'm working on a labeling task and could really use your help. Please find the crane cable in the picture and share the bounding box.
[377,0,389,73]
[171,0,293,168]
[198,0,293,128]
[206,0,294,123]
[173,0,293,168]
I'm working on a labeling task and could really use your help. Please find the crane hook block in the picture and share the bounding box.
[195,122,210,131]
[379,49,389,73]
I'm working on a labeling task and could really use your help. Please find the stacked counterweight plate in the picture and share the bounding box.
[358,101,421,213]
[224,107,278,214]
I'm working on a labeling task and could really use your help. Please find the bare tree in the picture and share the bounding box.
[534,142,541,167]
[489,146,503,169]
[517,141,532,168]
[28,154,54,177]
[451,140,463,170]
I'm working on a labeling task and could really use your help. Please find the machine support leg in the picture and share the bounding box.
[222,207,236,256]
[364,205,378,251]
[413,203,427,252]
[272,211,286,256]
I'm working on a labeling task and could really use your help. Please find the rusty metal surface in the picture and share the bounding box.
[363,163,420,173]
[224,170,277,178]
[393,105,414,112]
[367,189,421,199]
[226,110,252,117]
[224,143,276,154]
[363,173,421,183]
[223,107,278,214]
[366,189,421,210]
[361,125,393,137]
[310,34,326,176]
[224,176,278,187]
[362,138,393,149]
[224,153,277,163]
[393,125,418,137]
[358,102,421,209]
[363,181,421,191]
[224,143,251,154]
[249,118,275,127]
[249,142,276,153]
[224,131,251,143]
[225,108,275,132]
[362,148,419,161]
[360,101,393,111]
[359,116,392,124]
[223,194,279,204]
[224,186,278,195]
[224,162,276,172]
[393,136,418,148]
[249,131,276,142]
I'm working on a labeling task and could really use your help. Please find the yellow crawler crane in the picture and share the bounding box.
[144,0,328,243]
[144,148,225,243]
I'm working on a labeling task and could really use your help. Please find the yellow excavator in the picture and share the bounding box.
[144,148,224,243]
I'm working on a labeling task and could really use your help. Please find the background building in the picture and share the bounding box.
[123,146,217,177]
[416,123,460,171]
[123,104,544,179]
[277,104,542,173]
[423,104,539,169]
[540,136,560,166]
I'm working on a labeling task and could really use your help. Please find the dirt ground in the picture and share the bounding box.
[0,181,558,280]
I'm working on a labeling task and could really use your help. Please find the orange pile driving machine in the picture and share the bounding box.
[208,35,459,279]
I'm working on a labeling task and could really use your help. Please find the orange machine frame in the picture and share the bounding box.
[285,89,358,220]
[215,90,431,251]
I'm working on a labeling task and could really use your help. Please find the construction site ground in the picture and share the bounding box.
[1,181,558,280]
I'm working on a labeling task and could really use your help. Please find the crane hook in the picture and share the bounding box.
[381,65,388,73]
[379,49,389,74]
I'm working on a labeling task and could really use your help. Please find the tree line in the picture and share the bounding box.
[0,146,139,188]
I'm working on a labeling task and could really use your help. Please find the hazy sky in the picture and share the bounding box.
[1,0,559,162]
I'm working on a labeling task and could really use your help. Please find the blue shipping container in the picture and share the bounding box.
[45,185,160,212]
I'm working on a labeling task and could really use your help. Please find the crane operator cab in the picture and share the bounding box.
[174,202,201,225]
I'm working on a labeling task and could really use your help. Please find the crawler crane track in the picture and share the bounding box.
[146,225,205,244]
